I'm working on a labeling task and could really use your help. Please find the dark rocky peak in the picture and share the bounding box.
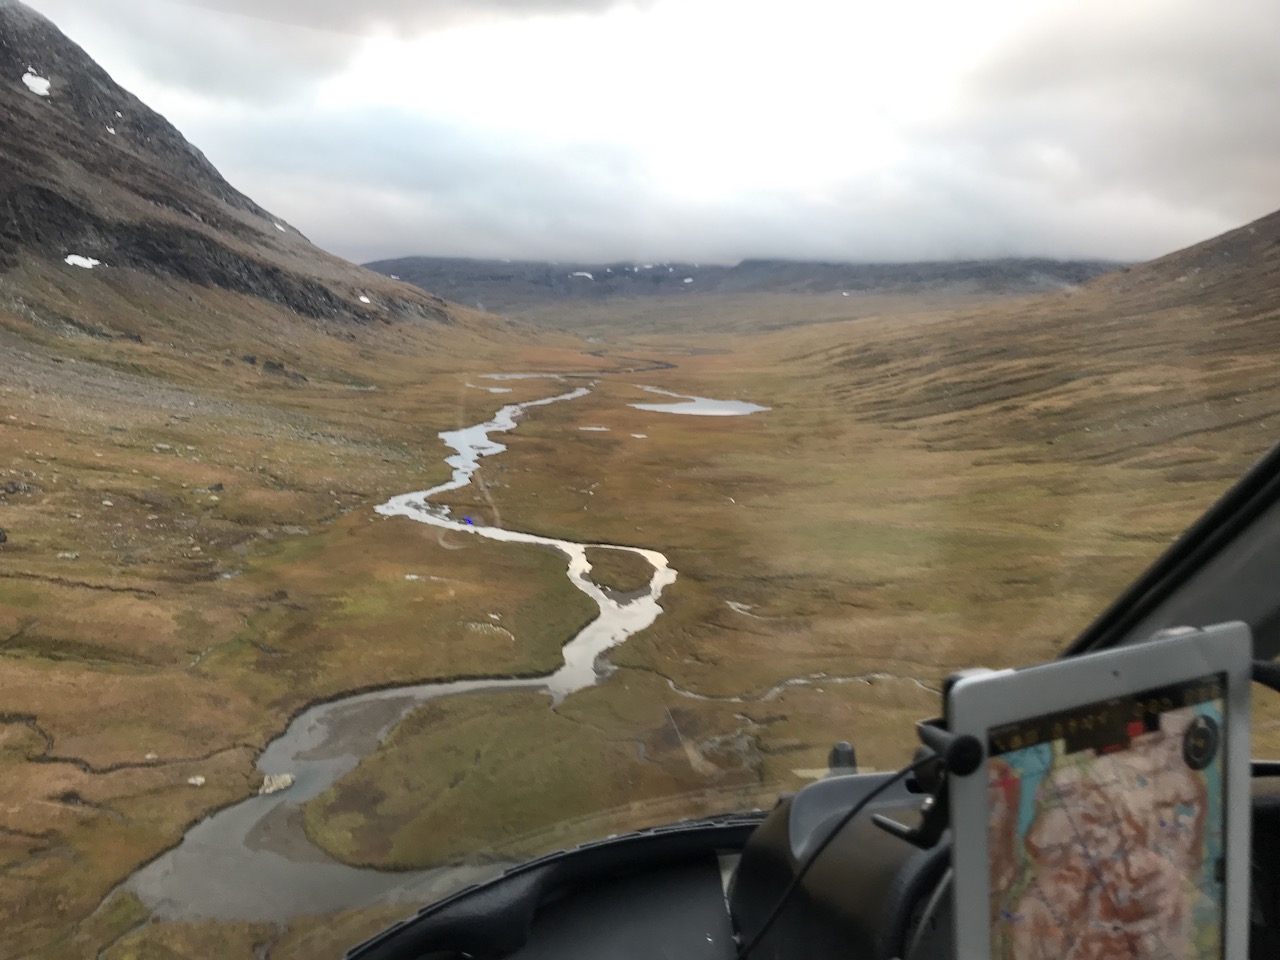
[0,0,267,218]
[0,0,451,329]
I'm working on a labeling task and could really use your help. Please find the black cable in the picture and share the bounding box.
[735,752,938,960]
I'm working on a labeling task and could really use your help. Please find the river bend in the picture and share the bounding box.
[123,382,676,921]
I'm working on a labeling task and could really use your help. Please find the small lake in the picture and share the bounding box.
[629,386,770,417]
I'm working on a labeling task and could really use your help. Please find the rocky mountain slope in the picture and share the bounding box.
[1090,206,1280,313]
[365,254,1121,314]
[0,0,455,340]
[785,202,1280,476]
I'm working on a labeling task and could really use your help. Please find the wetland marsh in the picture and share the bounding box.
[7,285,1280,959]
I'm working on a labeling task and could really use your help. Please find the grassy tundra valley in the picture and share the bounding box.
[4,2,1280,958]
[7,214,1280,956]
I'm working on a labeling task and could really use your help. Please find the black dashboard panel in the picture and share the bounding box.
[344,815,763,960]
[346,770,1280,959]
[1250,769,1280,958]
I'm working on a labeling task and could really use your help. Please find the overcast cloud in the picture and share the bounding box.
[24,0,1280,264]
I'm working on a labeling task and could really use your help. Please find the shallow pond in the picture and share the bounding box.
[629,385,770,416]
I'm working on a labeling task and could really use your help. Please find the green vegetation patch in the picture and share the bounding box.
[301,666,952,874]
[203,514,599,711]
[303,671,762,868]
[583,546,653,593]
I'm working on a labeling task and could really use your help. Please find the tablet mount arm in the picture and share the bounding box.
[870,719,982,850]
[871,668,990,851]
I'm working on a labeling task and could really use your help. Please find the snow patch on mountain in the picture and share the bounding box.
[21,69,50,96]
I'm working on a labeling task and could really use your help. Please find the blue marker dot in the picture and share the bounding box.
[464,517,474,525]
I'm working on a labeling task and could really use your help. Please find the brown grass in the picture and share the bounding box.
[7,259,1280,954]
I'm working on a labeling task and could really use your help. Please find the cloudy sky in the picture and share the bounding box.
[24,0,1280,265]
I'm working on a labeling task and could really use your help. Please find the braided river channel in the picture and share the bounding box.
[123,381,686,921]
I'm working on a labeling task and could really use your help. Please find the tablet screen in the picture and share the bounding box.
[985,673,1226,959]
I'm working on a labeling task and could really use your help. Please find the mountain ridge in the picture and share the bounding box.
[364,254,1123,314]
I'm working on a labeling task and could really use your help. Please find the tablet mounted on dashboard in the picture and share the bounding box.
[947,622,1252,960]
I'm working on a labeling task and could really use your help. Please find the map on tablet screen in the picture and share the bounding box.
[985,675,1226,959]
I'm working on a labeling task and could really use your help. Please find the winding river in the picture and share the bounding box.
[123,380,678,922]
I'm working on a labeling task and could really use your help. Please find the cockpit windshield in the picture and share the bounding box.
[2,1,1279,956]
